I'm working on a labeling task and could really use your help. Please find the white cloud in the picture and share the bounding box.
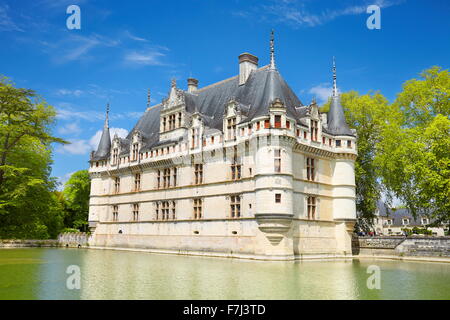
[124,30,149,42]
[89,127,129,151]
[59,139,92,155]
[0,4,23,32]
[57,127,128,155]
[239,0,404,28]
[57,89,84,97]
[125,49,167,66]
[56,171,77,191]
[58,122,82,135]
[308,84,334,104]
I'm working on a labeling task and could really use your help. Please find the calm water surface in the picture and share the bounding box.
[0,248,449,300]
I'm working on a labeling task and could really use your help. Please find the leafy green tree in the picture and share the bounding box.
[376,67,450,224]
[63,170,91,231]
[0,76,67,239]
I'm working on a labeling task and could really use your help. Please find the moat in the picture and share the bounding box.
[0,248,449,300]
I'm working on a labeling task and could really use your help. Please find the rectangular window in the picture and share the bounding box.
[307,196,316,219]
[178,112,182,127]
[156,170,161,188]
[112,205,118,222]
[132,143,139,161]
[286,121,290,129]
[303,131,307,139]
[311,120,318,141]
[132,203,139,221]
[231,147,241,180]
[155,202,159,220]
[306,158,315,181]
[112,148,118,165]
[162,201,170,220]
[274,115,281,128]
[195,164,203,184]
[173,168,177,187]
[264,119,270,128]
[248,124,252,134]
[336,140,341,147]
[274,149,281,173]
[114,177,120,194]
[230,195,241,218]
[163,168,171,188]
[171,201,176,220]
[193,198,202,219]
[275,193,281,203]
[227,117,236,140]
[347,140,352,148]
[134,173,141,191]
[256,122,260,131]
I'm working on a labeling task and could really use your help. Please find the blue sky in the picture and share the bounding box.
[1,0,449,187]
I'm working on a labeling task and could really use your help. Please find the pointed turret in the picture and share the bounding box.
[327,58,353,136]
[93,103,111,160]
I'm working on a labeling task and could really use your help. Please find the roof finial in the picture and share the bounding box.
[332,56,338,97]
[270,29,276,70]
[147,88,151,107]
[171,78,177,88]
[104,102,110,129]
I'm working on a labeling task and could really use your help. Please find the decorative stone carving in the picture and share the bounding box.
[255,213,293,245]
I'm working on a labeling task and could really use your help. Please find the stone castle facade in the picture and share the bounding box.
[88,37,358,260]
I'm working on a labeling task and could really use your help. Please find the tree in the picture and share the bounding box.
[0,76,67,239]
[63,170,91,231]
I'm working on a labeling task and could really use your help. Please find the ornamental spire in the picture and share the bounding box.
[332,56,338,98]
[270,29,276,70]
[104,102,110,129]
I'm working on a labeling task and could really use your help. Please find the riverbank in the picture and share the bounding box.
[2,234,449,263]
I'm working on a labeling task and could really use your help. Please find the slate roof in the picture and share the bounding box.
[123,66,304,154]
[327,96,353,136]
[93,61,353,159]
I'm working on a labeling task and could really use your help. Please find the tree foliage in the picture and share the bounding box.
[0,76,67,239]
[63,170,91,231]
[322,66,450,227]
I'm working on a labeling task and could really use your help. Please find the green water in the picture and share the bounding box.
[0,248,449,300]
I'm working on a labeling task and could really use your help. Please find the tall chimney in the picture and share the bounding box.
[187,78,199,93]
[238,53,258,85]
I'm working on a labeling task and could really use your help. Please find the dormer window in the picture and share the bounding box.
[227,117,236,140]
[275,115,281,128]
[132,143,139,161]
[402,218,409,225]
[311,120,319,141]
[112,148,118,165]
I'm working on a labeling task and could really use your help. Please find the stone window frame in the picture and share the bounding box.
[114,177,120,194]
[230,195,241,218]
[194,163,203,184]
[306,157,316,181]
[274,148,281,173]
[134,173,141,191]
[231,147,242,180]
[132,203,140,221]
[112,205,118,222]
[193,198,203,219]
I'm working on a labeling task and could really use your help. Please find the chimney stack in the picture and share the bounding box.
[238,53,258,85]
[187,78,199,93]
